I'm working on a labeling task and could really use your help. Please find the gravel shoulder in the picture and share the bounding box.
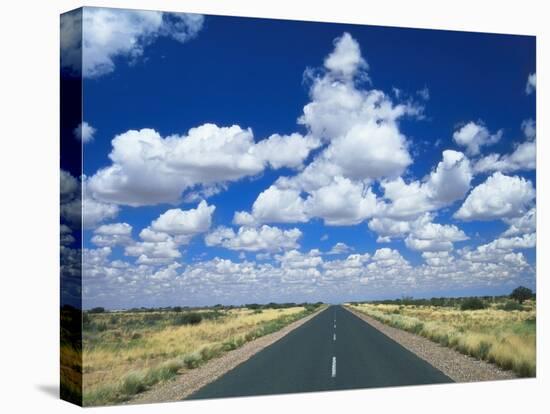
[128,306,328,405]
[344,306,517,383]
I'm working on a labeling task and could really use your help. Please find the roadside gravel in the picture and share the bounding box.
[128,306,328,405]
[345,306,517,383]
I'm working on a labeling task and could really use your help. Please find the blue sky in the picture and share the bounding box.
[60,7,536,309]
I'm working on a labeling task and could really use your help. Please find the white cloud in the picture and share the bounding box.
[205,225,302,252]
[91,222,133,246]
[150,201,215,237]
[82,195,120,229]
[60,10,82,74]
[454,172,535,221]
[234,186,308,225]
[368,216,416,242]
[74,122,96,143]
[225,33,424,227]
[323,32,368,80]
[503,208,536,237]
[327,242,353,255]
[73,8,204,78]
[405,222,468,252]
[61,170,121,229]
[382,150,472,219]
[125,238,182,265]
[60,224,76,246]
[452,121,502,156]
[421,251,454,267]
[474,120,536,174]
[276,249,323,269]
[304,176,380,225]
[88,125,318,207]
[525,73,536,94]
[522,119,536,141]
[60,169,79,203]
[254,133,320,169]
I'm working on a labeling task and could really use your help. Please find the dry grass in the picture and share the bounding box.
[348,301,535,378]
[82,306,317,406]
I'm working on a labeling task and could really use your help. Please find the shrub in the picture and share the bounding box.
[499,301,524,311]
[183,353,201,369]
[173,312,202,326]
[89,307,105,314]
[460,297,486,310]
[121,372,146,395]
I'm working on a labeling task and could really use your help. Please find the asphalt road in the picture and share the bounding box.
[188,305,452,400]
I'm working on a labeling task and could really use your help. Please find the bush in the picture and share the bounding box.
[173,312,202,326]
[460,297,486,310]
[88,307,105,314]
[499,301,524,311]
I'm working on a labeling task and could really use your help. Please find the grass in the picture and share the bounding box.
[82,304,322,406]
[60,306,82,405]
[347,300,535,378]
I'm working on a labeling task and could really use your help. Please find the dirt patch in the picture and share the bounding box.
[344,306,517,383]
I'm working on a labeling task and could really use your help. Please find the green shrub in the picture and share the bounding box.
[183,353,201,369]
[173,312,202,326]
[460,297,486,310]
[499,301,524,311]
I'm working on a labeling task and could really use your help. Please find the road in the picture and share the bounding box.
[188,305,451,400]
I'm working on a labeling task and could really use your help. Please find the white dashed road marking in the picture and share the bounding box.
[333,333,336,341]
[331,356,337,378]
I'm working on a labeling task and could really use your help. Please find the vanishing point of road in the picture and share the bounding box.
[188,305,452,399]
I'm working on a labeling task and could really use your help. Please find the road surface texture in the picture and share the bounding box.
[188,305,452,399]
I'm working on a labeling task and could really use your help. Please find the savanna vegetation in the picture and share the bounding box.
[60,305,82,405]
[347,288,535,378]
[82,302,324,406]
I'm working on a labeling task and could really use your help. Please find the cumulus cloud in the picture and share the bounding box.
[60,169,120,229]
[454,172,535,221]
[63,8,204,78]
[234,186,308,225]
[150,201,215,236]
[88,125,318,206]
[405,222,468,252]
[525,73,536,94]
[381,150,472,219]
[124,238,182,265]
[91,222,133,246]
[502,208,535,237]
[474,119,536,174]
[74,122,96,143]
[234,33,426,227]
[60,224,76,246]
[304,177,380,225]
[452,121,502,156]
[323,32,368,79]
[205,225,302,252]
[327,242,353,255]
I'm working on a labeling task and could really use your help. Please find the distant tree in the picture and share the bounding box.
[173,306,182,312]
[510,286,534,304]
[88,307,105,314]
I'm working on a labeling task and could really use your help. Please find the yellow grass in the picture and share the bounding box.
[347,302,536,377]
[82,306,315,405]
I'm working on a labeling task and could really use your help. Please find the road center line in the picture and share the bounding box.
[333,333,336,341]
[331,356,337,378]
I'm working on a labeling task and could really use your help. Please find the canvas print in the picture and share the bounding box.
[60,7,536,407]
